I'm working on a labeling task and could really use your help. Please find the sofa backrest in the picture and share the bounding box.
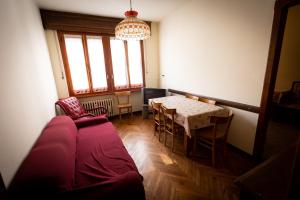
[9,116,77,198]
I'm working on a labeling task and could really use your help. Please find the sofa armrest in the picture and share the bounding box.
[234,143,297,200]
[74,115,108,128]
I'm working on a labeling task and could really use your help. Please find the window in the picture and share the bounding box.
[110,39,129,89]
[127,40,144,88]
[86,36,108,92]
[64,35,90,94]
[58,32,145,96]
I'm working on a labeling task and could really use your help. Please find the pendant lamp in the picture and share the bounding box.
[115,0,151,40]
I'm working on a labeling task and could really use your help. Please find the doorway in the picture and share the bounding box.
[263,4,300,159]
[254,0,300,159]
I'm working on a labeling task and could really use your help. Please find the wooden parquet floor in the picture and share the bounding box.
[111,114,255,200]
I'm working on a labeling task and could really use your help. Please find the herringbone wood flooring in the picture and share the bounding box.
[111,113,255,200]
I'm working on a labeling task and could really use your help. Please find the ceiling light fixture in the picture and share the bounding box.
[115,0,151,40]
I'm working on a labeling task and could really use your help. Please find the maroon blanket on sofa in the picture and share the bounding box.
[75,122,142,187]
[73,122,145,200]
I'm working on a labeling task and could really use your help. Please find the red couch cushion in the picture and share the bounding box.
[9,116,77,197]
[75,122,142,188]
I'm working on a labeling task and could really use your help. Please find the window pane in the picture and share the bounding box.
[110,39,129,89]
[87,36,108,92]
[127,41,143,87]
[64,35,89,94]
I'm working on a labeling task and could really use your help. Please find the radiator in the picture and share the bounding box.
[81,98,114,117]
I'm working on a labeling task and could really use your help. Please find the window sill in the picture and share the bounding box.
[72,88,142,98]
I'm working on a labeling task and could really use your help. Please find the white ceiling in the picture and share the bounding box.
[34,0,189,22]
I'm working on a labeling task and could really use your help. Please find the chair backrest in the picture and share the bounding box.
[199,97,216,105]
[161,105,176,132]
[55,97,87,119]
[210,110,234,139]
[151,102,162,112]
[185,94,199,101]
[151,102,162,121]
[115,91,131,105]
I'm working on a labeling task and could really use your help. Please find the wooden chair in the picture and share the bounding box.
[198,97,216,105]
[185,94,199,101]
[151,102,164,141]
[161,105,184,152]
[114,91,133,119]
[194,110,234,167]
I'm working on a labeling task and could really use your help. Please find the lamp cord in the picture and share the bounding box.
[130,0,132,11]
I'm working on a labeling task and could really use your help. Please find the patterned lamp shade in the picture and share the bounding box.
[115,10,151,40]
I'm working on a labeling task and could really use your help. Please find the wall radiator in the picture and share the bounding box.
[81,98,114,117]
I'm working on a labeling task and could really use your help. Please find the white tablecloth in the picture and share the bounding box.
[149,96,228,137]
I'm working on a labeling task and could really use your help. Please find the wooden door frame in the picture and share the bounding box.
[253,0,300,159]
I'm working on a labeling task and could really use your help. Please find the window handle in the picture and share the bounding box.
[106,75,113,80]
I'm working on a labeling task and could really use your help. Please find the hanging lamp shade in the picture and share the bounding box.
[115,1,150,40]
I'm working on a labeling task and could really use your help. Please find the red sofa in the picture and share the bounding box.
[8,116,145,200]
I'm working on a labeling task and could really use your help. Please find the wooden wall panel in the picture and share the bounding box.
[168,89,260,113]
[40,9,122,35]
[40,9,151,36]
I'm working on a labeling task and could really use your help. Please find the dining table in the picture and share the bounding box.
[149,95,229,156]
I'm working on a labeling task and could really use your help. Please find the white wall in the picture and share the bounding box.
[46,22,160,114]
[45,30,69,98]
[144,23,160,88]
[159,0,274,154]
[0,0,58,187]
[225,107,259,153]
[275,5,300,91]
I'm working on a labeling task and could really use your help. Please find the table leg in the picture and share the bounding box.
[184,133,193,157]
